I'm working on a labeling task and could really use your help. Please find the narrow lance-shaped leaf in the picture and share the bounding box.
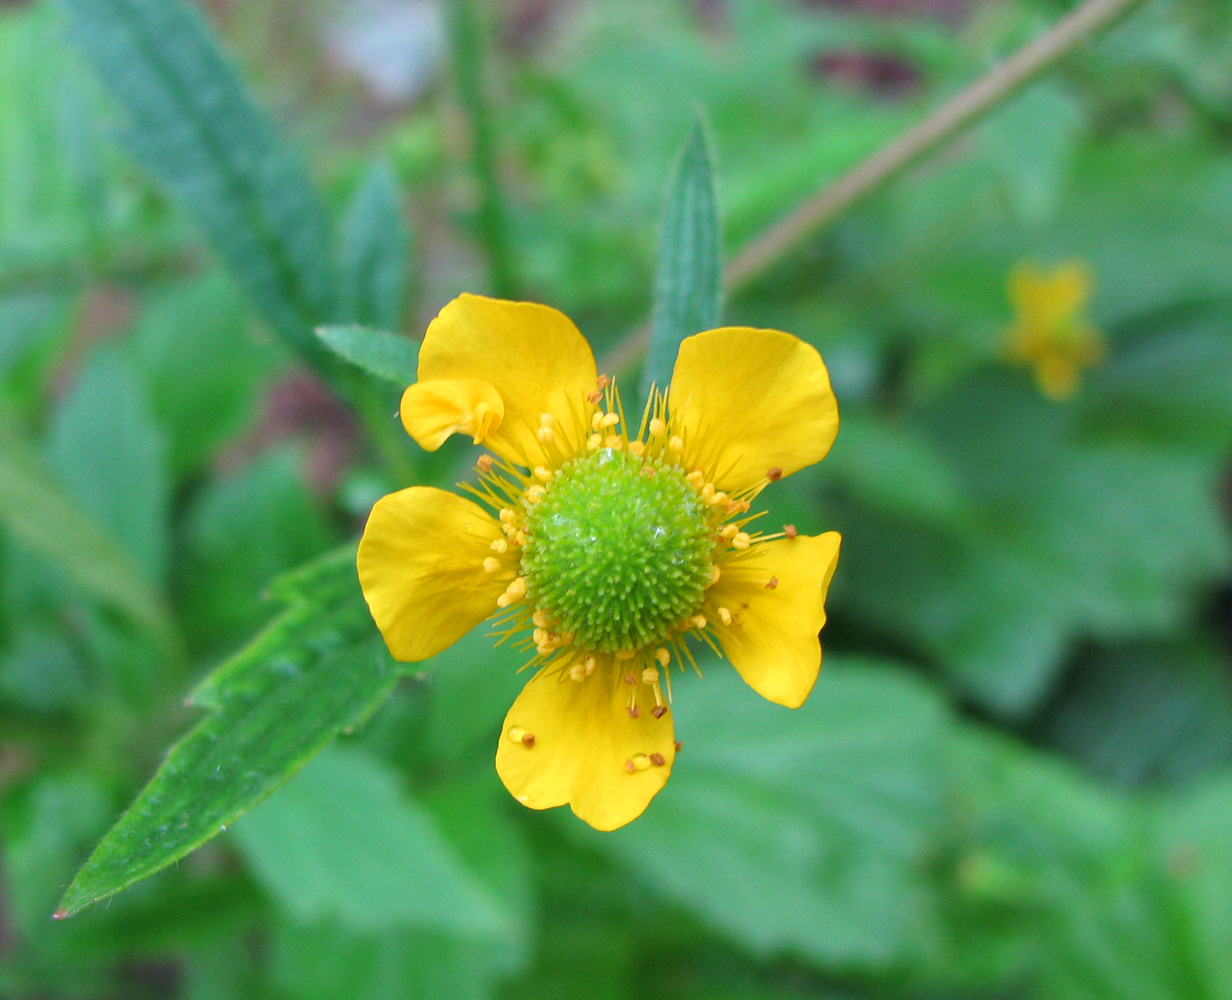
[50,0,341,379]
[339,158,411,333]
[57,546,399,917]
[316,325,419,387]
[640,113,722,404]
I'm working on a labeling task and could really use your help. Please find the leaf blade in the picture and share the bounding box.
[50,0,340,376]
[316,325,419,387]
[641,112,722,401]
[57,547,397,916]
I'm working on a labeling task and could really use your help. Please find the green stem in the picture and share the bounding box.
[448,0,519,299]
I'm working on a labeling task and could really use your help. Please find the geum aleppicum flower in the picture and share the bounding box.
[357,294,841,830]
[1006,259,1105,400]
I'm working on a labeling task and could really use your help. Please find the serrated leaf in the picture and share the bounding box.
[0,405,177,650]
[57,545,397,917]
[640,113,721,401]
[316,325,419,387]
[340,159,410,332]
[50,0,340,377]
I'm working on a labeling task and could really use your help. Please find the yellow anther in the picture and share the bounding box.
[643,667,661,684]
[599,412,620,429]
[596,374,610,390]
[627,704,641,719]
[536,641,555,656]
[623,758,636,773]
[648,418,667,438]
[627,441,645,457]
[615,649,636,661]
[560,631,575,646]
[584,656,597,676]
[532,628,547,644]
[604,435,623,450]
[631,754,651,771]
[507,726,526,743]
[717,607,733,626]
[720,524,739,541]
[527,485,546,503]
[690,614,707,629]
[475,454,493,473]
[569,662,587,682]
[539,412,555,428]
[490,538,509,553]
[534,465,553,482]
[668,435,684,456]
[483,557,501,573]
[655,647,671,667]
[532,609,550,628]
[701,482,716,502]
[710,491,728,507]
[586,433,602,451]
[686,470,705,489]
[590,411,604,432]
[500,508,516,524]
[732,532,751,550]
[536,425,555,445]
[513,530,527,546]
[507,577,527,599]
[496,593,513,608]
[709,565,721,586]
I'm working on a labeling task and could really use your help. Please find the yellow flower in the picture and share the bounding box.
[357,294,841,830]
[1006,260,1105,400]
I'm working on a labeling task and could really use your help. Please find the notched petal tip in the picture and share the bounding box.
[400,378,505,451]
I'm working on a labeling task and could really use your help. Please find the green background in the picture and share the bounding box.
[2,0,1231,997]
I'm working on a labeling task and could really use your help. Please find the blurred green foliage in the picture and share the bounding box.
[2,0,1230,998]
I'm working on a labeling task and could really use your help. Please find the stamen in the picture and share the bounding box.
[483,557,501,573]
[784,524,798,539]
[668,435,684,457]
[521,733,535,747]
[587,390,603,404]
[507,726,527,743]
[627,705,640,718]
[569,661,587,682]
[586,433,601,450]
[655,647,671,667]
[596,375,610,390]
[507,577,527,599]
[604,435,623,450]
[591,411,604,432]
[627,441,645,457]
[532,609,550,628]
[537,426,555,444]
[708,565,721,586]
[674,741,684,753]
[615,649,636,661]
[732,532,751,550]
[490,538,509,553]
[476,455,493,473]
[631,753,651,771]
[534,465,554,482]
[690,614,707,629]
[623,672,637,685]
[527,485,546,502]
[717,607,733,626]
[652,705,667,718]
[720,524,739,541]
[649,752,666,767]
[539,412,555,427]
[686,470,705,489]
[642,667,661,684]
[598,412,620,429]
[767,467,782,481]
[766,575,779,589]
[584,656,597,676]
[649,418,667,438]
[499,508,517,524]
[623,759,636,773]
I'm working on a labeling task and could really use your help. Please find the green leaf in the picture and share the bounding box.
[340,159,410,332]
[232,747,504,934]
[50,0,340,376]
[0,405,177,650]
[131,273,274,476]
[45,346,170,585]
[57,545,398,917]
[584,660,951,973]
[640,113,722,401]
[316,324,419,387]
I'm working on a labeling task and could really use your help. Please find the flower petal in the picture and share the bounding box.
[417,294,597,466]
[710,532,841,708]
[496,665,676,831]
[357,487,509,662]
[668,327,838,494]
[400,378,504,451]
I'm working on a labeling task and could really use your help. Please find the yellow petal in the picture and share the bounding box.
[496,665,675,831]
[417,294,597,466]
[1010,261,1092,330]
[357,487,509,662]
[710,532,841,708]
[668,327,838,494]
[400,378,504,451]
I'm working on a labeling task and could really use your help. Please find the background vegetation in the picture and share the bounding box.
[2,0,1231,997]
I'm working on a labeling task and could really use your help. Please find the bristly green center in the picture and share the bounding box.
[521,448,713,653]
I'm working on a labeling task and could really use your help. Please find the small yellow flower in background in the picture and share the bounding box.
[1005,260,1105,400]
[357,294,841,830]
